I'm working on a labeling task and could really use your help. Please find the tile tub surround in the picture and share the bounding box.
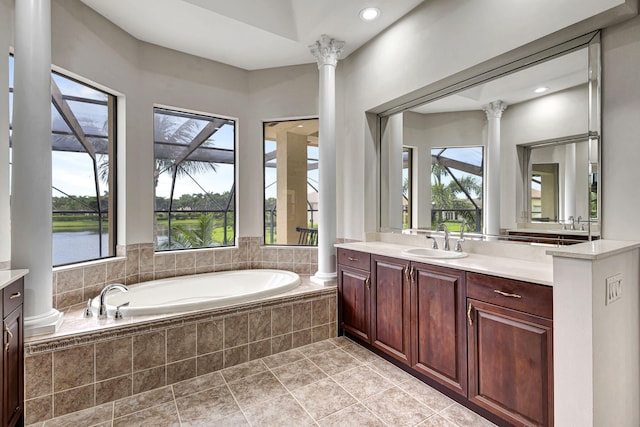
[24,337,496,427]
[23,280,335,424]
[52,237,318,311]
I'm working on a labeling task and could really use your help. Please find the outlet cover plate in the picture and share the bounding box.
[606,273,622,305]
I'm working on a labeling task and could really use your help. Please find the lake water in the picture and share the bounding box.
[53,231,109,266]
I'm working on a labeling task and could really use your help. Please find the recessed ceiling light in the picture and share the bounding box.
[297,125,304,128]
[534,86,549,94]
[359,7,380,22]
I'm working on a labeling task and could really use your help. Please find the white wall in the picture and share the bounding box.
[0,0,11,265]
[338,0,636,240]
[602,15,640,239]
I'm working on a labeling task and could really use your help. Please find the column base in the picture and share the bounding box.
[24,308,64,337]
[311,271,337,286]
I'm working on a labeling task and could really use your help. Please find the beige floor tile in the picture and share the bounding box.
[113,386,174,418]
[308,348,362,376]
[213,411,250,426]
[296,340,338,357]
[397,377,456,412]
[439,403,497,427]
[340,342,384,363]
[221,359,268,383]
[271,358,328,390]
[363,387,434,426]
[43,403,113,427]
[175,385,240,425]
[172,371,225,399]
[292,378,357,420]
[243,394,315,426]
[261,349,306,368]
[367,356,414,385]
[317,403,386,427]
[112,402,180,427]
[227,371,288,408]
[417,414,459,427]
[332,365,394,401]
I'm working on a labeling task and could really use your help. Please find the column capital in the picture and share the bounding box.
[309,34,345,68]
[482,100,507,120]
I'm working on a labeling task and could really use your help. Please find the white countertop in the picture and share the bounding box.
[336,241,553,286]
[0,269,28,290]
[546,240,640,260]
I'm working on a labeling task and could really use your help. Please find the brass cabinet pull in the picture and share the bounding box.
[9,292,21,300]
[365,276,370,289]
[404,265,410,282]
[494,289,522,299]
[4,323,12,352]
[467,303,473,326]
[410,265,415,283]
[347,257,358,262]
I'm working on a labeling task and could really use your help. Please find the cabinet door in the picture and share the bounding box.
[370,255,411,364]
[411,263,467,396]
[338,265,371,342]
[468,299,553,427]
[3,306,24,427]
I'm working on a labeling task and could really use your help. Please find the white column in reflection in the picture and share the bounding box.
[12,0,63,335]
[309,35,344,286]
[482,101,507,236]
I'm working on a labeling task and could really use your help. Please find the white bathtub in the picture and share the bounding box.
[93,269,301,316]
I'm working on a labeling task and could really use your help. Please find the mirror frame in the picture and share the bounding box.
[377,31,602,241]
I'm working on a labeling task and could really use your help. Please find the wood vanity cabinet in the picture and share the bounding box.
[370,255,411,364]
[411,262,467,397]
[466,272,553,427]
[2,277,24,427]
[337,249,372,342]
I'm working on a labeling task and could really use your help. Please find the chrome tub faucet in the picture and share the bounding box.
[97,283,129,319]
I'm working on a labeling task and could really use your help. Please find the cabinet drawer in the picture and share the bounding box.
[467,272,552,319]
[337,249,370,271]
[3,277,24,315]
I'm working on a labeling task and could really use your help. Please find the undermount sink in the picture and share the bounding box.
[401,247,469,259]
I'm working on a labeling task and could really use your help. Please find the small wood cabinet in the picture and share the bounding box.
[1,276,24,427]
[411,262,467,396]
[337,249,371,342]
[467,272,553,427]
[370,255,411,364]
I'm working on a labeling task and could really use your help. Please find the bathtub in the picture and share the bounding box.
[92,269,301,316]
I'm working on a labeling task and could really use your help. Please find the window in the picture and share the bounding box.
[264,119,318,245]
[9,56,118,266]
[402,147,412,229]
[431,146,483,232]
[153,107,236,250]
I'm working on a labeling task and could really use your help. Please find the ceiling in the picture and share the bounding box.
[79,0,424,70]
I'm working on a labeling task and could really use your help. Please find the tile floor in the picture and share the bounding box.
[27,337,496,427]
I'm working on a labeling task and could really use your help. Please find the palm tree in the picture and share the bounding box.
[159,213,219,249]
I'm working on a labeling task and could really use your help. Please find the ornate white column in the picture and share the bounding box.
[309,35,344,286]
[12,0,63,335]
[482,101,507,236]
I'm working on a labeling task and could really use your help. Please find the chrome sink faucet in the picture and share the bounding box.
[455,220,470,252]
[97,283,128,319]
[436,222,450,251]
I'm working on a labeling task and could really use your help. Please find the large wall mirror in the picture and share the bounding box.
[379,31,601,243]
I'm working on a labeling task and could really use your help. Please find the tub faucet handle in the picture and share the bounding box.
[114,302,130,320]
[83,299,93,318]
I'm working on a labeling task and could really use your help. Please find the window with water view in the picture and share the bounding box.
[153,107,236,250]
[9,56,118,266]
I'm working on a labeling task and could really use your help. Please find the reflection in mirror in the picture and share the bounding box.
[379,32,600,243]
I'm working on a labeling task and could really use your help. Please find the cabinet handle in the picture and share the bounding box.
[467,303,473,326]
[410,265,415,283]
[365,276,370,289]
[9,292,21,300]
[404,265,410,282]
[347,257,358,262]
[494,289,522,299]
[4,323,12,353]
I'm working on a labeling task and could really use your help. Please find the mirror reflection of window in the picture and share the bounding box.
[402,147,412,229]
[263,119,319,246]
[531,164,559,222]
[431,147,484,232]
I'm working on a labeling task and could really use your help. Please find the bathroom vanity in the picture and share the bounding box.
[0,270,26,427]
[337,243,553,427]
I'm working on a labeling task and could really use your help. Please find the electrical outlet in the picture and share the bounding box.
[605,274,622,305]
